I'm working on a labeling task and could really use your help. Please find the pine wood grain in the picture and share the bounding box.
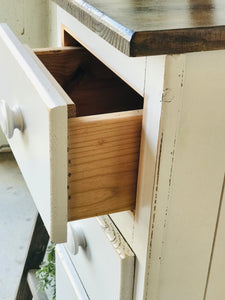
[53,0,225,56]
[35,46,86,118]
[67,110,142,220]
[35,46,143,117]
[34,47,87,88]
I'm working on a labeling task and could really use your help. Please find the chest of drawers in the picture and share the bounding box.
[54,4,225,299]
[1,1,225,299]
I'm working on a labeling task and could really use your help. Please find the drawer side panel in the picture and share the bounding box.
[67,110,142,220]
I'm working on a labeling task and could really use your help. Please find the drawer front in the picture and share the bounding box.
[65,216,135,300]
[56,244,89,300]
[0,24,69,242]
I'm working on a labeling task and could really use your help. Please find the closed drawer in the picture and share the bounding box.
[56,244,89,300]
[64,216,135,300]
[0,24,143,242]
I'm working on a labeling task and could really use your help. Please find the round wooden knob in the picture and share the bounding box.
[0,100,24,139]
[67,222,87,255]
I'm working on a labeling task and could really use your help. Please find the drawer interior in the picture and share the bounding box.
[34,37,143,221]
[35,46,143,118]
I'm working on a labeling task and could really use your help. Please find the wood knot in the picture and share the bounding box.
[98,139,105,145]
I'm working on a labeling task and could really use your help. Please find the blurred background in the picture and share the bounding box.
[0,0,57,148]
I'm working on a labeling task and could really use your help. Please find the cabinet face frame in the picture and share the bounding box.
[56,6,165,299]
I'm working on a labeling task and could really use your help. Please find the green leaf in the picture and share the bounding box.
[36,242,56,300]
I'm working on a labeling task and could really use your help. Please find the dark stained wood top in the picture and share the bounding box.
[53,0,225,56]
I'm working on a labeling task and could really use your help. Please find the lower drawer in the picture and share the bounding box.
[64,216,135,300]
[0,24,143,242]
[56,244,89,300]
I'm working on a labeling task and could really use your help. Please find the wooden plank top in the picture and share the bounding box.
[53,0,225,56]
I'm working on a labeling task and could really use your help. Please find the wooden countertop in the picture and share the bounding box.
[53,0,225,57]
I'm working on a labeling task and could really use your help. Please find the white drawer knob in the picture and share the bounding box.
[0,100,24,139]
[67,223,87,255]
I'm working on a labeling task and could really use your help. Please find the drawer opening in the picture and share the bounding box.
[35,46,143,118]
[34,31,143,221]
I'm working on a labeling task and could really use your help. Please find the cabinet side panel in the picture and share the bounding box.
[146,50,225,300]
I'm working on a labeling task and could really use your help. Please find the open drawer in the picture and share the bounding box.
[0,24,143,243]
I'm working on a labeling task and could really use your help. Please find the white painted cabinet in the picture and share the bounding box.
[1,3,225,300]
[55,6,225,300]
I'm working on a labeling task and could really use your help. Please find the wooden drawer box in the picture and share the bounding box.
[0,24,143,242]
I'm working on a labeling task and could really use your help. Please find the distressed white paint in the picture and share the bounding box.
[0,24,68,243]
[132,55,166,300]
[65,217,135,300]
[146,50,225,300]
[144,54,186,299]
